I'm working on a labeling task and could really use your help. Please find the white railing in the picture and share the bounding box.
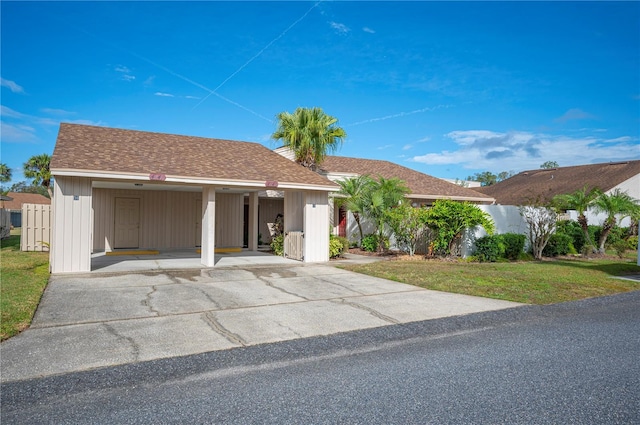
[284,231,304,261]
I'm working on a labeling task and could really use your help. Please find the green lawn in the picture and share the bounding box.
[340,255,640,304]
[1,234,50,341]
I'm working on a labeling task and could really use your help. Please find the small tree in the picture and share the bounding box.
[519,204,557,260]
[23,153,53,198]
[362,176,410,252]
[425,200,495,256]
[0,163,11,183]
[553,185,601,252]
[385,203,430,256]
[592,189,639,254]
[334,175,376,246]
[540,161,559,169]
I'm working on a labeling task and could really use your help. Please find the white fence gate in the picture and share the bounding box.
[21,203,51,252]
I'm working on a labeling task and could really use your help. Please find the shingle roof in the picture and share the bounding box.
[320,156,494,202]
[3,192,51,210]
[476,160,640,205]
[51,124,337,189]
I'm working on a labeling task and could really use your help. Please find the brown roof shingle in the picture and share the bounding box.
[476,160,640,205]
[3,192,51,210]
[320,156,494,202]
[51,124,337,189]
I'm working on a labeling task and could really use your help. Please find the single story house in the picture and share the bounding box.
[50,124,338,273]
[2,192,51,228]
[476,160,640,226]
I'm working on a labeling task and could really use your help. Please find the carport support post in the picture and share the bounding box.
[201,186,216,267]
[248,192,258,251]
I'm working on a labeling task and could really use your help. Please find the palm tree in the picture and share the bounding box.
[553,186,601,250]
[0,163,11,183]
[362,176,410,252]
[23,153,53,198]
[592,189,639,253]
[272,107,346,170]
[335,175,376,246]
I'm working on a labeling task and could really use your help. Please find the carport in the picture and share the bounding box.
[50,124,338,273]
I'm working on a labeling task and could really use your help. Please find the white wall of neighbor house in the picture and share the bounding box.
[51,176,92,273]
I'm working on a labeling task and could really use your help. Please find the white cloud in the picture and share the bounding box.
[41,108,75,115]
[402,144,413,151]
[411,129,639,172]
[183,95,200,99]
[1,105,26,119]
[114,65,131,73]
[0,78,25,94]
[0,121,37,143]
[154,92,174,97]
[67,119,106,126]
[330,21,350,34]
[377,144,394,150]
[416,136,431,143]
[143,75,155,86]
[362,27,375,34]
[554,108,596,123]
[122,75,136,82]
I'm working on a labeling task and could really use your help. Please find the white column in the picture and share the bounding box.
[248,192,259,251]
[201,186,216,267]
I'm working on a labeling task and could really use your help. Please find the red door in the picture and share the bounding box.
[338,206,347,237]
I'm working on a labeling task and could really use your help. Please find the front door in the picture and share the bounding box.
[114,197,140,249]
[338,206,347,237]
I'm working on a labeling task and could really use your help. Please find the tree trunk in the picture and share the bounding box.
[598,219,616,254]
[577,214,595,253]
[353,212,364,246]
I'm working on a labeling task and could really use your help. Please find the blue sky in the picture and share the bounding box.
[2,1,639,186]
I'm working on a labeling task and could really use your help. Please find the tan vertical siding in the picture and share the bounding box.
[20,204,51,251]
[93,188,200,251]
[284,191,304,232]
[215,193,243,247]
[258,198,284,243]
[51,176,92,273]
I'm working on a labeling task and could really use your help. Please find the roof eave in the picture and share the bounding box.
[51,169,339,192]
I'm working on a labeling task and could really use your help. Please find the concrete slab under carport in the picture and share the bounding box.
[91,249,301,273]
[1,262,523,382]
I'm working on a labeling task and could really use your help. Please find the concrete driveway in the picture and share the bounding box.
[1,262,522,382]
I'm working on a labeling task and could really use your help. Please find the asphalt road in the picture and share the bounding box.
[2,291,639,424]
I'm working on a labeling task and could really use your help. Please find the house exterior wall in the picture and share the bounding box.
[462,205,527,257]
[215,192,244,248]
[51,176,92,273]
[258,198,284,243]
[93,188,201,251]
[284,191,304,232]
[303,191,329,263]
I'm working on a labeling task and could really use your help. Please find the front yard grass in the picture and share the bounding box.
[1,234,50,341]
[341,256,640,304]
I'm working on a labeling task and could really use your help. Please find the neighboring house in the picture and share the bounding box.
[2,192,51,228]
[0,194,13,239]
[274,147,495,242]
[50,124,338,273]
[476,160,640,227]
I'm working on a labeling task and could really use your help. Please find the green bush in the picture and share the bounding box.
[361,234,379,252]
[612,240,628,259]
[627,236,638,250]
[271,234,284,256]
[543,232,574,257]
[329,234,349,258]
[501,233,526,260]
[591,225,628,248]
[474,235,504,262]
[556,220,586,252]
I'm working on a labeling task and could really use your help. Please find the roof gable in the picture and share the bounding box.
[320,156,493,202]
[51,124,337,189]
[477,160,640,205]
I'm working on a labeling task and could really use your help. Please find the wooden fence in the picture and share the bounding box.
[21,203,51,252]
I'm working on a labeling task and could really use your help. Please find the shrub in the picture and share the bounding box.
[542,232,573,257]
[556,220,586,252]
[329,234,349,258]
[474,235,504,262]
[612,240,628,259]
[627,236,638,250]
[501,233,526,260]
[361,234,379,252]
[270,234,284,256]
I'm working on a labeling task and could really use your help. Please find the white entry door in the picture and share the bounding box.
[195,199,202,247]
[114,197,140,249]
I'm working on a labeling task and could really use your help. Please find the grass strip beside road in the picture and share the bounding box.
[1,235,50,341]
[341,257,640,304]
